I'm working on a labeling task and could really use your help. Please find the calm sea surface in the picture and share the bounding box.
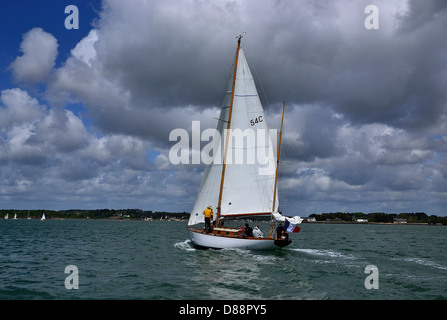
[1,219,446,300]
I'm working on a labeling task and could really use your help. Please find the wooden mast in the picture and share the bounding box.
[216,35,242,225]
[270,101,285,238]
[272,101,285,212]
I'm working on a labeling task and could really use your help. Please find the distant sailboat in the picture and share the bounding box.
[13,214,17,220]
[41,213,46,221]
[187,36,302,250]
[4,213,8,220]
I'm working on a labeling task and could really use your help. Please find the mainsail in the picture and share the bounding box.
[188,44,278,226]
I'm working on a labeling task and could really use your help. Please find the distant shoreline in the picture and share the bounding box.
[2,209,446,225]
[3,216,446,226]
[0,209,188,221]
[303,221,445,226]
[304,211,447,225]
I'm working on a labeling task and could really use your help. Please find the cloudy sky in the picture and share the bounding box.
[0,0,446,216]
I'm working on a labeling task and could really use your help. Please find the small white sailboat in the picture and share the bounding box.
[4,213,8,220]
[41,213,46,221]
[13,214,17,220]
[187,36,302,250]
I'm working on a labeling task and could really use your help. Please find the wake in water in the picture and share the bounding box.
[174,239,196,251]
[402,257,447,271]
[290,248,356,260]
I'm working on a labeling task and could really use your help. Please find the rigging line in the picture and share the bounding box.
[277,160,294,166]
[213,117,229,123]
[252,61,270,110]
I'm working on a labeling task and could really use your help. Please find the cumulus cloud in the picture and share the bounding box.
[0,89,88,165]
[1,0,447,214]
[70,30,98,67]
[76,0,447,139]
[0,88,46,128]
[10,28,58,84]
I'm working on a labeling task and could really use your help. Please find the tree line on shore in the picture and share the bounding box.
[3,209,447,225]
[307,212,447,225]
[0,209,188,220]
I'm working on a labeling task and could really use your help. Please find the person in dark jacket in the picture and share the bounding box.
[276,223,288,240]
[245,223,253,237]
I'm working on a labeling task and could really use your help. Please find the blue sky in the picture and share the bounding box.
[0,1,100,85]
[1,0,447,216]
[0,0,101,133]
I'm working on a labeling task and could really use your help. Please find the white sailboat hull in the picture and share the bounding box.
[187,228,290,250]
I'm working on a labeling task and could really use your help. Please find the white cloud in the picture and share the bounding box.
[1,0,447,214]
[6,123,45,165]
[10,28,58,84]
[0,88,46,128]
[71,30,98,67]
[36,109,90,153]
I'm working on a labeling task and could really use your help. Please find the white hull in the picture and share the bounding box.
[187,228,290,250]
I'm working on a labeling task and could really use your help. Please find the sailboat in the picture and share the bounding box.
[41,213,46,221]
[187,36,302,250]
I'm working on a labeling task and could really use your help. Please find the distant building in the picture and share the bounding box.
[356,219,368,223]
[394,218,407,224]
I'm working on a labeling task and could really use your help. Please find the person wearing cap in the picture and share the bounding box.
[203,206,213,233]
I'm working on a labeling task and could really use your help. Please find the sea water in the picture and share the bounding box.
[0,219,446,300]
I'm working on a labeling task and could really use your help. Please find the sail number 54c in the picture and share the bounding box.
[250,116,263,126]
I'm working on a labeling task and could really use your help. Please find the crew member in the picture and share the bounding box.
[245,223,253,237]
[203,206,213,233]
[276,223,288,240]
[253,225,264,238]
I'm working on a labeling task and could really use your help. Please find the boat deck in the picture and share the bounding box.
[187,226,276,241]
